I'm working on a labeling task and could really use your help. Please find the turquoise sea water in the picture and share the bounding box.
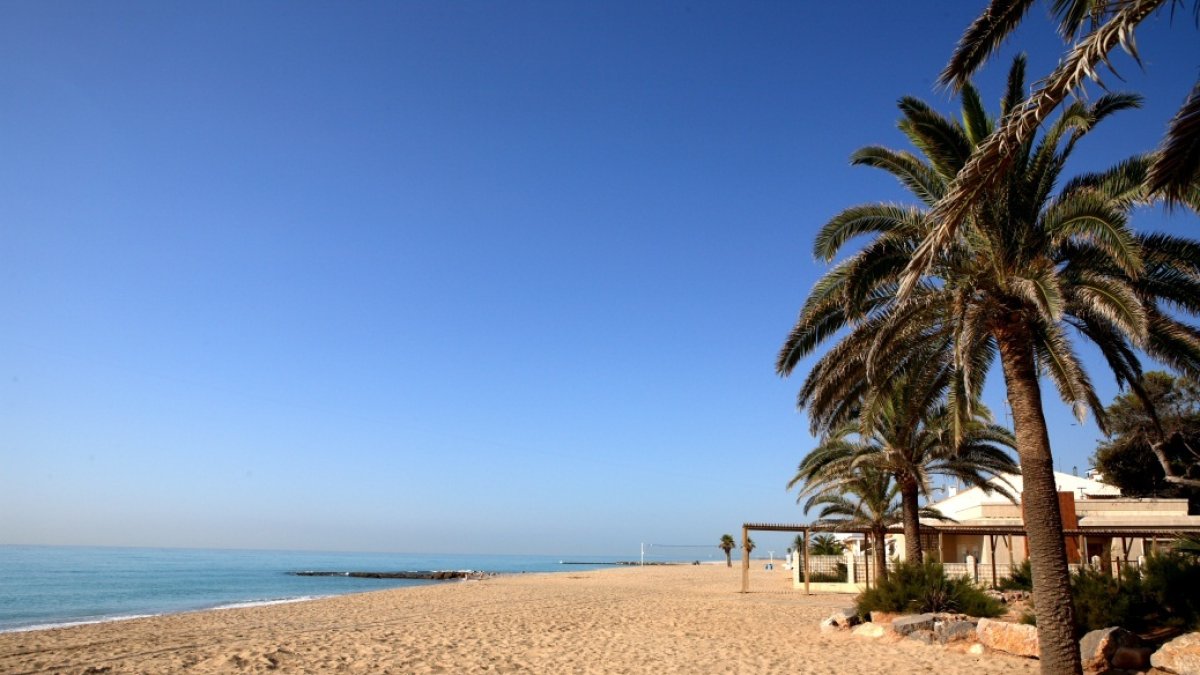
[0,546,630,632]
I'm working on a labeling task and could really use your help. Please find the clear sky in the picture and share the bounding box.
[2,2,1197,558]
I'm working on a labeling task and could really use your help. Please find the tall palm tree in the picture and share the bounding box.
[777,58,1200,674]
[938,0,1199,207]
[801,466,948,581]
[719,534,736,567]
[787,344,1017,563]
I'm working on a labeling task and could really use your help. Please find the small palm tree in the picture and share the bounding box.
[787,353,1017,563]
[803,466,948,581]
[743,537,756,555]
[808,533,844,556]
[718,534,736,567]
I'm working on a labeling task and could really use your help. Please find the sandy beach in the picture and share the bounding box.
[0,563,1039,674]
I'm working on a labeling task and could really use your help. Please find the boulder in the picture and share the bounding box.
[819,617,838,633]
[937,620,978,644]
[852,623,886,638]
[967,643,987,655]
[891,613,936,636]
[976,618,1040,658]
[1151,632,1200,675]
[1080,627,1144,673]
[829,607,860,628]
[1113,647,1154,671]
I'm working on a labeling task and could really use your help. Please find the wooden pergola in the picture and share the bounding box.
[740,521,1200,593]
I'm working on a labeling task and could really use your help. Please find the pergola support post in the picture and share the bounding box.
[802,528,810,595]
[741,525,750,593]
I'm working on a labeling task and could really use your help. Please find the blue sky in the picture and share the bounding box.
[2,2,1197,558]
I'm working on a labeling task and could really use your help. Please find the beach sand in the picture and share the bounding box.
[0,563,1039,674]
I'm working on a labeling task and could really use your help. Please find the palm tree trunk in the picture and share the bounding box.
[899,477,924,563]
[874,528,889,582]
[996,321,1081,675]
[725,550,731,567]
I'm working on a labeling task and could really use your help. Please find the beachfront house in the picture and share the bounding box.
[893,471,1200,570]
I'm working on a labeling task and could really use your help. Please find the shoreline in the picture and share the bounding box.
[0,564,1039,674]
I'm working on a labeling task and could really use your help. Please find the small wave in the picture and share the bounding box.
[1,614,161,634]
[210,596,326,611]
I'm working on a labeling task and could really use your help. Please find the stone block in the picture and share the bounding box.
[1151,632,1200,675]
[829,607,859,627]
[976,618,1039,658]
[1112,646,1154,671]
[967,643,986,655]
[937,620,978,644]
[890,613,936,636]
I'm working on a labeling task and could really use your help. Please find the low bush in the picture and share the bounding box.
[997,559,1033,591]
[855,561,1004,618]
[1062,552,1200,636]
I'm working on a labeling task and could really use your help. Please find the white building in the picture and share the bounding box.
[892,471,1200,566]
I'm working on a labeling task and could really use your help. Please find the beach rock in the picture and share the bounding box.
[1003,590,1031,603]
[1080,627,1144,673]
[852,623,886,639]
[906,629,938,645]
[1151,632,1200,675]
[890,613,936,636]
[937,620,978,644]
[968,643,987,655]
[829,607,860,628]
[984,590,1006,603]
[819,617,839,633]
[976,618,1039,658]
[1112,647,1154,671]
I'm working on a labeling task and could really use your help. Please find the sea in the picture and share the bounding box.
[0,546,636,633]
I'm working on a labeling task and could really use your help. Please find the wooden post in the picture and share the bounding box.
[1152,537,1158,555]
[741,526,750,593]
[1023,534,1029,561]
[803,528,810,595]
[1081,535,1088,567]
[937,531,945,563]
[989,535,998,588]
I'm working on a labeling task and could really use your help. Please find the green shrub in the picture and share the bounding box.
[855,561,1004,618]
[1070,566,1144,635]
[1065,553,1200,636]
[998,559,1033,591]
[1141,552,1200,630]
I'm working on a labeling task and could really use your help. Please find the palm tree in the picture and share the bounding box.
[802,466,947,581]
[937,0,1199,209]
[777,59,1200,674]
[809,533,844,555]
[718,534,736,567]
[743,537,756,556]
[788,353,1017,563]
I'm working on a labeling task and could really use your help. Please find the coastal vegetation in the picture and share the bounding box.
[854,561,1004,618]
[779,46,1200,674]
